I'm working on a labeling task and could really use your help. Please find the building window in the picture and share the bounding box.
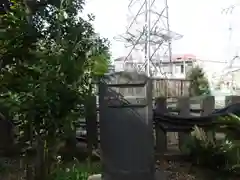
[180,64,184,73]
[175,65,181,74]
[185,64,193,75]
[162,66,170,73]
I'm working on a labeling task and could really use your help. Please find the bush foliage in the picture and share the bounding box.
[187,66,211,96]
[182,114,240,174]
[0,0,110,179]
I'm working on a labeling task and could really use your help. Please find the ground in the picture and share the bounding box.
[0,157,238,180]
[157,160,239,180]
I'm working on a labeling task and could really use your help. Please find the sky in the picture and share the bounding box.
[83,0,240,74]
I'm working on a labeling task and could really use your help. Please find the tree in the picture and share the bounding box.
[187,66,211,96]
[1,0,62,14]
[0,0,110,179]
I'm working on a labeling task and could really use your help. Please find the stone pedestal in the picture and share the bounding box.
[98,73,154,180]
[88,170,169,180]
[88,174,102,180]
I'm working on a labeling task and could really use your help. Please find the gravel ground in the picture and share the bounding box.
[156,160,239,180]
[1,157,239,180]
[156,160,195,180]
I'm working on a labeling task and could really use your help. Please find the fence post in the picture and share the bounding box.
[85,95,98,157]
[201,96,215,141]
[155,97,167,155]
[178,97,190,151]
[201,96,215,115]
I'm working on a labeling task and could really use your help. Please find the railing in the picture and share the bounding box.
[152,78,190,97]
[102,77,190,98]
[153,95,240,157]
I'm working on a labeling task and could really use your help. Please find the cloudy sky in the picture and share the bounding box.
[83,0,240,73]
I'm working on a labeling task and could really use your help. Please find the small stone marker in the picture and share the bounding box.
[88,174,102,180]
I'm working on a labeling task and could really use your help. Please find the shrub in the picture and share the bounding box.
[182,115,240,174]
[182,126,228,170]
[187,66,211,96]
[50,157,101,180]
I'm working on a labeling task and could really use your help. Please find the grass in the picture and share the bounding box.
[0,156,101,180]
[50,160,102,180]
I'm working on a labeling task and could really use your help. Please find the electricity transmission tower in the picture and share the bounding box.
[114,0,183,77]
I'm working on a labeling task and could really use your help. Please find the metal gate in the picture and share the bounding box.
[98,71,155,180]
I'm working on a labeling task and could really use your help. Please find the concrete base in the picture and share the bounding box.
[87,174,102,180]
[87,170,170,180]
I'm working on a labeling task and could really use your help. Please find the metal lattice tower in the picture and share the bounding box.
[114,0,183,77]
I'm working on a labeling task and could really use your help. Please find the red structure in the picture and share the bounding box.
[171,54,197,62]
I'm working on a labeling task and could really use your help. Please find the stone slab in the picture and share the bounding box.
[87,170,170,180]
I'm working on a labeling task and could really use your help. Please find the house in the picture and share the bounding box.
[159,54,197,78]
[113,54,197,79]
